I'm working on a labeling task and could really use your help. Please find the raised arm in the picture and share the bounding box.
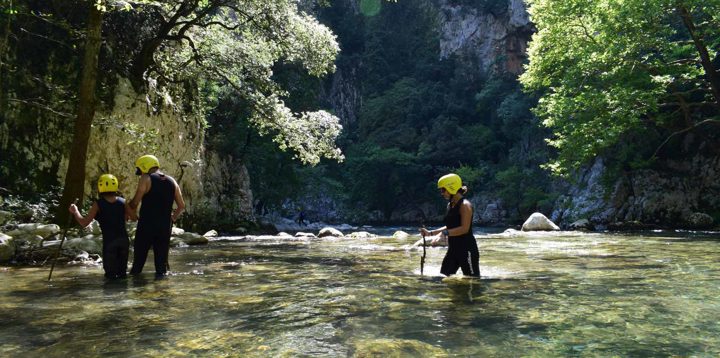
[69,202,99,228]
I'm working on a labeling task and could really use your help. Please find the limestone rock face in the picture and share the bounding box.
[521,212,560,231]
[567,219,594,231]
[552,155,720,228]
[476,199,507,225]
[1,76,255,228]
[438,0,533,74]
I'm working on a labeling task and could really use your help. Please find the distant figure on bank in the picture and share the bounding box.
[420,173,479,277]
[297,209,306,226]
[68,174,129,279]
[126,155,185,278]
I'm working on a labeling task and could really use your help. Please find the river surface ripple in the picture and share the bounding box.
[2,229,720,357]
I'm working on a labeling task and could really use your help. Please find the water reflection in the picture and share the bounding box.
[1,231,720,356]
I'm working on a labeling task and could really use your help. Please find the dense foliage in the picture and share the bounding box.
[239,0,554,222]
[1,0,345,223]
[521,0,720,176]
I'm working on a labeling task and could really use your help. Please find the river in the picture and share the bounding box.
[1,229,720,356]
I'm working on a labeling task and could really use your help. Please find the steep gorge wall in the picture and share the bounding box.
[0,77,254,229]
[438,0,533,74]
[324,0,533,131]
[552,155,720,229]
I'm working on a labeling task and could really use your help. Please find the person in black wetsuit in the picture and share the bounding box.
[420,173,480,277]
[126,155,185,278]
[69,174,129,279]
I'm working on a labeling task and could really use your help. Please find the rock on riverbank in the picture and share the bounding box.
[0,221,211,265]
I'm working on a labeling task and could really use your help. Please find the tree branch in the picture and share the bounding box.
[652,118,720,158]
[7,98,73,117]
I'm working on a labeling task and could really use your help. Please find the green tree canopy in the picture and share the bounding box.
[128,0,344,165]
[521,0,720,176]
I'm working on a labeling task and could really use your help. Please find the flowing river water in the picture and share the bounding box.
[2,229,720,357]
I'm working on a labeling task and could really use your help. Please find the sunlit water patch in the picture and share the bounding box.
[2,231,720,356]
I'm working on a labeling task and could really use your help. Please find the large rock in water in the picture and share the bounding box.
[179,232,209,245]
[392,231,410,240]
[0,233,15,263]
[521,212,560,231]
[64,236,102,254]
[318,227,343,238]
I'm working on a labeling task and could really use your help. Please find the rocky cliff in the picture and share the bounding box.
[437,0,533,74]
[0,77,254,229]
[552,155,720,230]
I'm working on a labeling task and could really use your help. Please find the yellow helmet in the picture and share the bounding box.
[135,155,160,175]
[98,174,119,193]
[437,173,462,195]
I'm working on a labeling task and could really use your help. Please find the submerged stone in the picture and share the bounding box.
[179,232,209,245]
[64,237,102,254]
[352,338,447,357]
[348,231,377,239]
[295,232,317,238]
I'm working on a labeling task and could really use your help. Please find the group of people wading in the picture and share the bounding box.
[68,165,478,279]
[68,155,185,279]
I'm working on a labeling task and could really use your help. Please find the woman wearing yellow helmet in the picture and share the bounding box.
[420,173,480,277]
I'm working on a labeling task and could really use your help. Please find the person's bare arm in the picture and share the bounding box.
[69,202,99,228]
[126,174,151,220]
[171,178,185,222]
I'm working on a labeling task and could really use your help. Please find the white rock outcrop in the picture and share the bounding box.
[521,212,560,231]
[318,227,343,238]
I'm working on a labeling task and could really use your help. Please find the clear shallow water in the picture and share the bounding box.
[2,231,720,357]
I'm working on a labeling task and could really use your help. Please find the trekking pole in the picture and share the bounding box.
[48,198,78,281]
[420,223,427,276]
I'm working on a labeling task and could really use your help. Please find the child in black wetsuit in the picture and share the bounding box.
[69,174,130,279]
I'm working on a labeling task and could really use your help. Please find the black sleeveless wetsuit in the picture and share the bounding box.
[440,198,480,277]
[96,197,130,279]
[129,172,176,276]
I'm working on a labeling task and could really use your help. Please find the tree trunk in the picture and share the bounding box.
[0,1,12,114]
[56,3,103,224]
[677,4,720,107]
